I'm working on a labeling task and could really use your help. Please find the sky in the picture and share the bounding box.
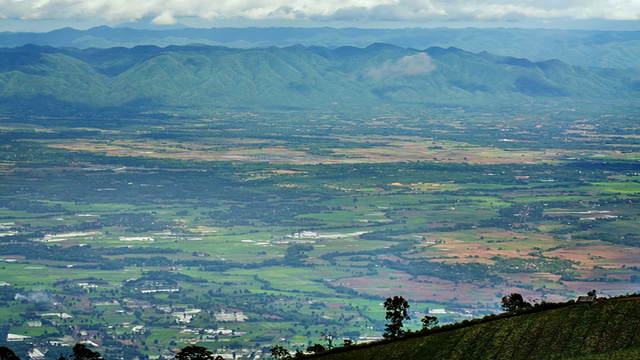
[0,0,639,32]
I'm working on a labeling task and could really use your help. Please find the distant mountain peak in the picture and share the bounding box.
[364,42,403,51]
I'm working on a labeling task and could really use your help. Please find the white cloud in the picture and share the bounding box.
[152,11,177,25]
[0,0,638,24]
[367,53,436,80]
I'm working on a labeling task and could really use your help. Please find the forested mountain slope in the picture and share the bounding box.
[0,44,637,113]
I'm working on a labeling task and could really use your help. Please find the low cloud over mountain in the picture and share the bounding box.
[367,53,437,81]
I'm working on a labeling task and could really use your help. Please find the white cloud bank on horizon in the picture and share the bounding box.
[0,0,638,25]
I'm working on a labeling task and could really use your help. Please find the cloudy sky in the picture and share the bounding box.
[1,0,639,31]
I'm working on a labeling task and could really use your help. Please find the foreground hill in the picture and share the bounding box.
[0,44,637,114]
[314,297,640,360]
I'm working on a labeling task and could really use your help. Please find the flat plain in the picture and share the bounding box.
[0,104,638,358]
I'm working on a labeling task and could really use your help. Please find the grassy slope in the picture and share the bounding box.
[314,297,640,360]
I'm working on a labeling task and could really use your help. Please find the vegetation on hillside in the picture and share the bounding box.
[309,295,640,360]
[0,44,636,113]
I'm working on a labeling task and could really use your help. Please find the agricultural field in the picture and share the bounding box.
[0,104,639,359]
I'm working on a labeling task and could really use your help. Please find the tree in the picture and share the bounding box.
[305,344,326,354]
[421,315,439,330]
[269,345,290,360]
[174,345,212,360]
[0,346,21,360]
[587,289,597,298]
[71,344,103,360]
[501,293,532,312]
[320,331,336,349]
[383,295,410,338]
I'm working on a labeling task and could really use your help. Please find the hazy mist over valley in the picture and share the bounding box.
[0,1,639,358]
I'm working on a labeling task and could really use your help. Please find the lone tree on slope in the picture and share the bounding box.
[320,331,336,349]
[175,345,213,360]
[69,344,103,360]
[500,293,532,312]
[421,315,439,330]
[269,345,290,360]
[383,295,411,338]
[306,344,326,354]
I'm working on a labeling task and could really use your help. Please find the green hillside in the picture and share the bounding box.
[313,297,640,360]
[0,44,636,113]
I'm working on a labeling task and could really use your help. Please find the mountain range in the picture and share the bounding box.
[0,43,637,113]
[1,27,639,69]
